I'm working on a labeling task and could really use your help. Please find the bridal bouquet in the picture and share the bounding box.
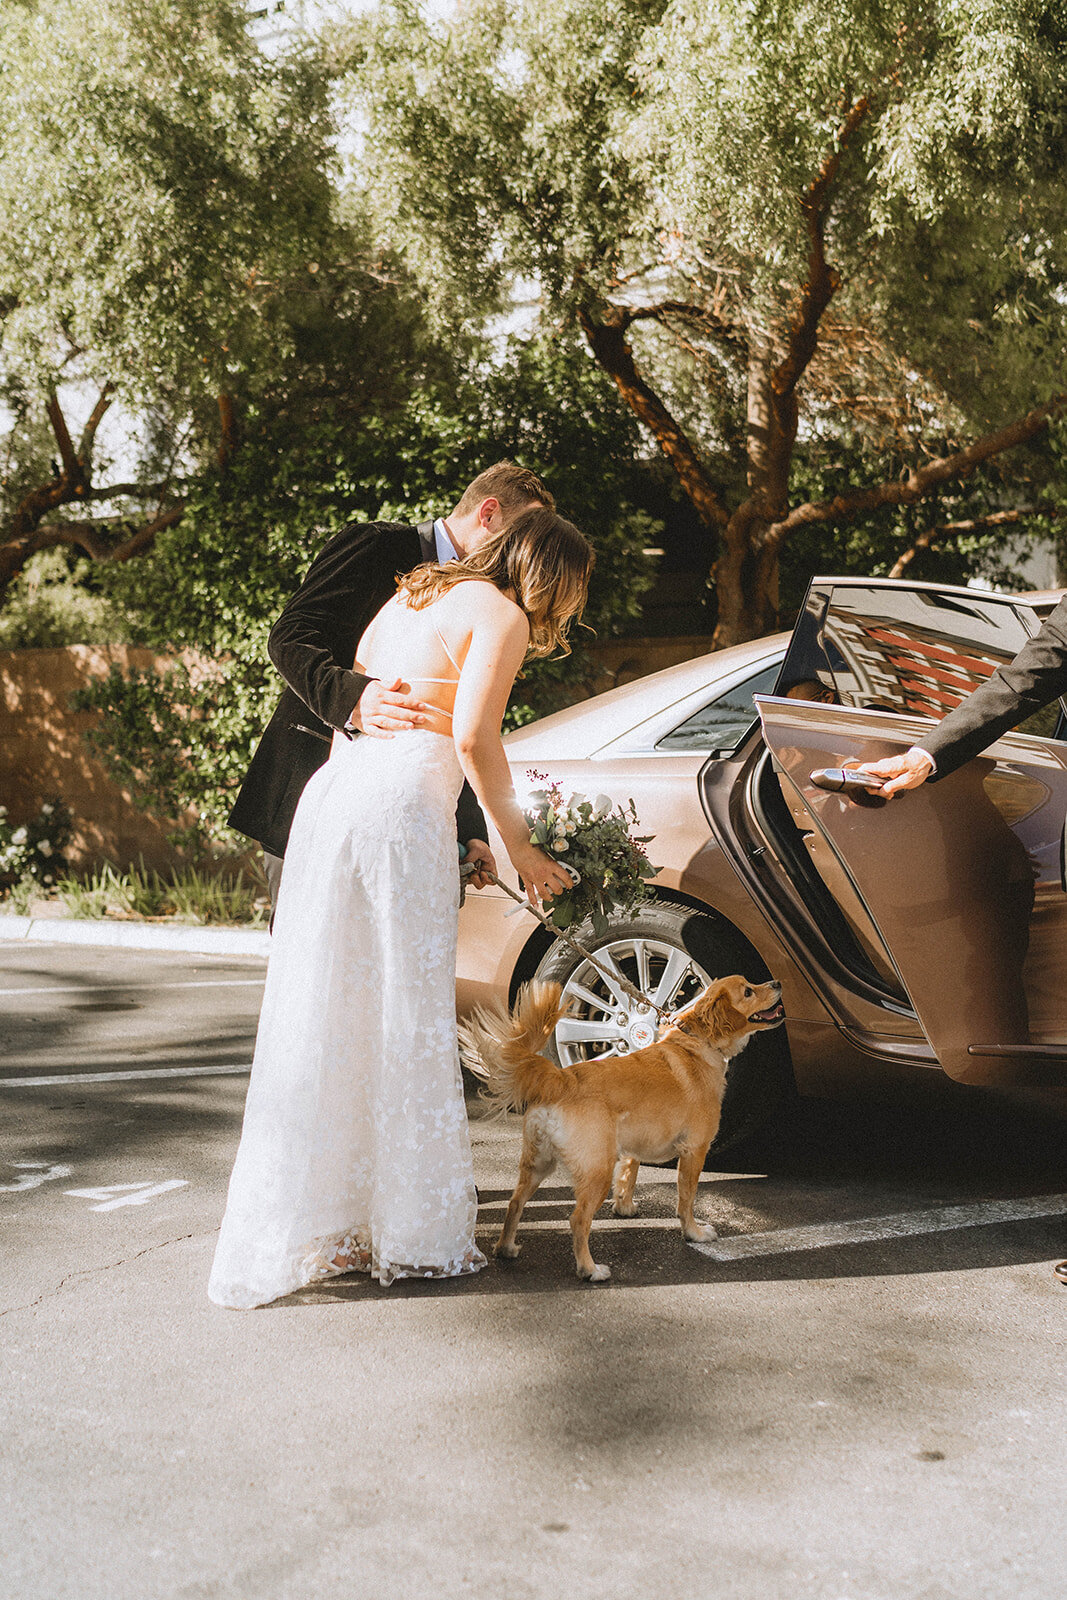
[524,773,659,937]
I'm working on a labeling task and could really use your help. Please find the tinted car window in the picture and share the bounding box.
[780,584,1037,720]
[656,660,783,752]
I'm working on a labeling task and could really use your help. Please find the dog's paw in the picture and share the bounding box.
[611,1200,639,1218]
[494,1240,522,1259]
[579,1263,612,1283]
[683,1221,718,1243]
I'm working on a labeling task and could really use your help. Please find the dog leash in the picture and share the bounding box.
[460,862,675,1025]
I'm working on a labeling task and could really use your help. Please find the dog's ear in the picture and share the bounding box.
[706,985,746,1039]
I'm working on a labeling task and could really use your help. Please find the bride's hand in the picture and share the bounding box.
[510,842,574,906]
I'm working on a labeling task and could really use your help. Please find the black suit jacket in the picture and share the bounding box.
[919,595,1067,778]
[228,518,487,858]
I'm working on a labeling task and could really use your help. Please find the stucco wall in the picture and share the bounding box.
[0,645,195,872]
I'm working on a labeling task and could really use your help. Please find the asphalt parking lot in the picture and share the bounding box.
[2,939,1065,1600]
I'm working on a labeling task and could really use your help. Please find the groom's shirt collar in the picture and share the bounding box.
[433,518,460,564]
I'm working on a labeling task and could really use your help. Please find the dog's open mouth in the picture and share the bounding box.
[751,1001,786,1023]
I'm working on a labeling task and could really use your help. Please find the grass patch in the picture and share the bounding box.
[3,860,269,926]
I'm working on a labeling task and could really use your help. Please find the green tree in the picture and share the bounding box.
[0,0,339,597]
[348,0,1067,644]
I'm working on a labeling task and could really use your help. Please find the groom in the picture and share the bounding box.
[229,462,554,909]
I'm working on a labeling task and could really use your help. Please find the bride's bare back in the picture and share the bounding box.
[356,580,520,729]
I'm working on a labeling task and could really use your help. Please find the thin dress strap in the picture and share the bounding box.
[432,620,463,675]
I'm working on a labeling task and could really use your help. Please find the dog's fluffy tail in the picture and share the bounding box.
[459,981,575,1117]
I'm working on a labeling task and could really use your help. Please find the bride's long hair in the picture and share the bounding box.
[397,507,594,658]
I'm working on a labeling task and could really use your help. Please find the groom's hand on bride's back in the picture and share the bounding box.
[349,678,431,737]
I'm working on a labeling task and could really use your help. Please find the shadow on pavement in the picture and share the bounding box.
[273,1086,1067,1305]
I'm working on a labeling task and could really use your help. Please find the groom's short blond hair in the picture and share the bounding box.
[454,461,554,516]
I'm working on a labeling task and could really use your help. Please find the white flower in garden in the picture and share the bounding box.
[593,795,612,819]
[40,803,54,816]
[38,840,53,856]
[552,838,569,853]
[10,827,27,846]
[565,821,576,834]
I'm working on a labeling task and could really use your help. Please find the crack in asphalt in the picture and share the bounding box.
[0,1229,217,1318]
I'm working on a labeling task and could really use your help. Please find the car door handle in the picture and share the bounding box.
[809,768,888,808]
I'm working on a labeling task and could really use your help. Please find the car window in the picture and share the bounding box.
[779,583,1039,721]
[655,660,783,752]
[1014,700,1066,740]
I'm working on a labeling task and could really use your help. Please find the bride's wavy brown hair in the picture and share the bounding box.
[397,508,594,658]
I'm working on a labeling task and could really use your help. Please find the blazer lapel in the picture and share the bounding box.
[417,519,436,564]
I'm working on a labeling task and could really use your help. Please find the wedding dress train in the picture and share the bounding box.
[208,729,487,1309]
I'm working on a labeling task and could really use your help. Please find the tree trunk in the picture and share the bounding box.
[712,508,780,648]
[710,349,792,647]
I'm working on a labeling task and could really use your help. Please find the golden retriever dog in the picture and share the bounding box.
[460,974,785,1282]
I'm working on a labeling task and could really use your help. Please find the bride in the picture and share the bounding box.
[209,507,593,1308]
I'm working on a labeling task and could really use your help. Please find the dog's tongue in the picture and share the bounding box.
[753,1001,785,1022]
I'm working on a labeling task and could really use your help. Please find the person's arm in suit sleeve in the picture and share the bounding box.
[868,596,1067,794]
[268,524,385,731]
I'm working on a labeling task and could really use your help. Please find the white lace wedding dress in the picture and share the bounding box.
[208,718,487,1309]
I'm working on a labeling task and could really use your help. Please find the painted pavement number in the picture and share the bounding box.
[0,1161,73,1192]
[64,1180,189,1212]
[1,1162,189,1210]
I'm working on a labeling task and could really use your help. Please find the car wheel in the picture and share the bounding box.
[531,899,793,1154]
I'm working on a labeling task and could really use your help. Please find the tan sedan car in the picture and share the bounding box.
[457,576,1067,1149]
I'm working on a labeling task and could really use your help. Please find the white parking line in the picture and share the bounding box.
[690,1192,1067,1261]
[0,979,264,998]
[0,1064,252,1087]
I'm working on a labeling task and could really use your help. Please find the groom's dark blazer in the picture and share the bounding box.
[228,518,487,860]
[918,594,1067,781]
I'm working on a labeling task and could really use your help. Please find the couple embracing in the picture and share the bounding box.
[209,464,593,1309]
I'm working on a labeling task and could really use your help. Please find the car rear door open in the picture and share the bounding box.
[756,580,1067,1087]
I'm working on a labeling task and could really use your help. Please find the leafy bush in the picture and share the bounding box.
[0,797,72,890]
[0,549,131,649]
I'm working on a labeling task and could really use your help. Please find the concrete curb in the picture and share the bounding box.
[0,913,270,958]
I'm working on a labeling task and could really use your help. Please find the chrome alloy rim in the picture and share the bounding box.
[553,936,714,1066]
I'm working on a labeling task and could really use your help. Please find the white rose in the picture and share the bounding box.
[11,827,27,846]
[565,821,576,834]
[552,838,569,853]
[38,840,53,856]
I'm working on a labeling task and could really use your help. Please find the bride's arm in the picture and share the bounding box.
[450,595,574,903]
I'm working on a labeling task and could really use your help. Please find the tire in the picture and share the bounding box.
[531,899,793,1155]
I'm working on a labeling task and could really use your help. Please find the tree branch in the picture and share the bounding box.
[83,481,174,503]
[761,394,1067,555]
[45,391,79,481]
[78,383,114,460]
[577,300,730,531]
[888,506,1066,580]
[620,299,747,356]
[771,96,870,407]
